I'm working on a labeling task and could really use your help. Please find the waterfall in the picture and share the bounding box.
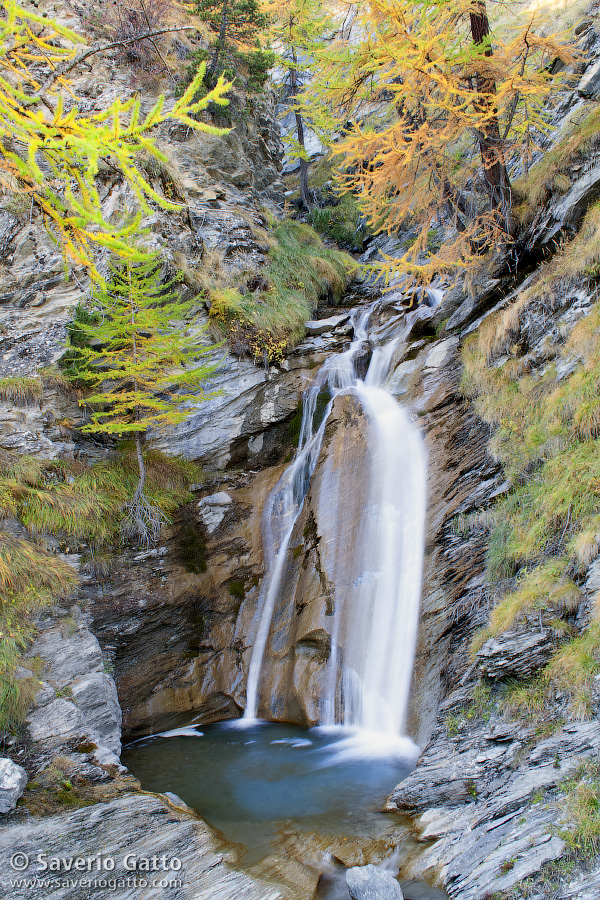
[243,292,435,735]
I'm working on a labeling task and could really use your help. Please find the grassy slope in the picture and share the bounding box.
[206,220,357,362]
[462,199,600,723]
[0,446,201,734]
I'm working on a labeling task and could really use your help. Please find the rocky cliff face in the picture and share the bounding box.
[4,5,600,900]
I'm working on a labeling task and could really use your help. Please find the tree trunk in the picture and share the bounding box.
[469,0,513,231]
[208,0,228,86]
[290,48,311,210]
[133,431,146,505]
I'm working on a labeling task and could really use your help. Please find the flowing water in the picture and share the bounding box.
[122,721,416,867]
[124,289,445,896]
[244,291,437,737]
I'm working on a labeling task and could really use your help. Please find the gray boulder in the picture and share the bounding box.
[0,758,27,814]
[70,672,122,754]
[346,865,403,900]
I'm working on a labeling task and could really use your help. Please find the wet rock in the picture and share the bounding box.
[398,881,447,900]
[475,630,557,680]
[578,59,600,98]
[192,691,243,724]
[90,465,283,738]
[346,865,403,900]
[243,393,371,725]
[423,338,458,370]
[444,279,501,331]
[305,314,352,336]
[0,793,282,900]
[0,758,27,814]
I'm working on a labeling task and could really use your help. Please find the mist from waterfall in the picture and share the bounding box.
[243,293,435,737]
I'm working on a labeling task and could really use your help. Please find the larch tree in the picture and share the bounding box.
[269,0,328,210]
[0,0,231,279]
[305,0,576,282]
[74,252,217,546]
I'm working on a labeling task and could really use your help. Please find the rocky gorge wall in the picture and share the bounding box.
[3,4,600,900]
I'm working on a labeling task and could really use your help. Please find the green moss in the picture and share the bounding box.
[287,388,332,448]
[178,524,207,574]
[227,579,245,599]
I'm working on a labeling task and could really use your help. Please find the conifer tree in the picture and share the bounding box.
[270,0,328,210]
[74,252,216,545]
[196,0,267,86]
[306,0,576,282]
[0,0,231,278]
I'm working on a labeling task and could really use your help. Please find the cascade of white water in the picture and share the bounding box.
[243,292,435,732]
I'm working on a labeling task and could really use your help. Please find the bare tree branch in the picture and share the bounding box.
[28,26,196,103]
[137,0,179,86]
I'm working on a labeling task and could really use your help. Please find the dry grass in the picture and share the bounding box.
[573,525,600,569]
[0,532,78,733]
[487,558,581,636]
[547,624,600,720]
[207,219,356,361]
[0,532,76,607]
[0,370,76,407]
[515,106,600,224]
[0,446,202,733]
[174,248,232,300]
[562,764,600,857]
[464,210,600,721]
[0,376,43,405]
[0,447,201,545]
[501,676,551,722]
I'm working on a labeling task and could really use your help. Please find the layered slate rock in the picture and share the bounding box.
[390,713,600,900]
[0,793,282,900]
[22,621,122,765]
[475,630,558,680]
